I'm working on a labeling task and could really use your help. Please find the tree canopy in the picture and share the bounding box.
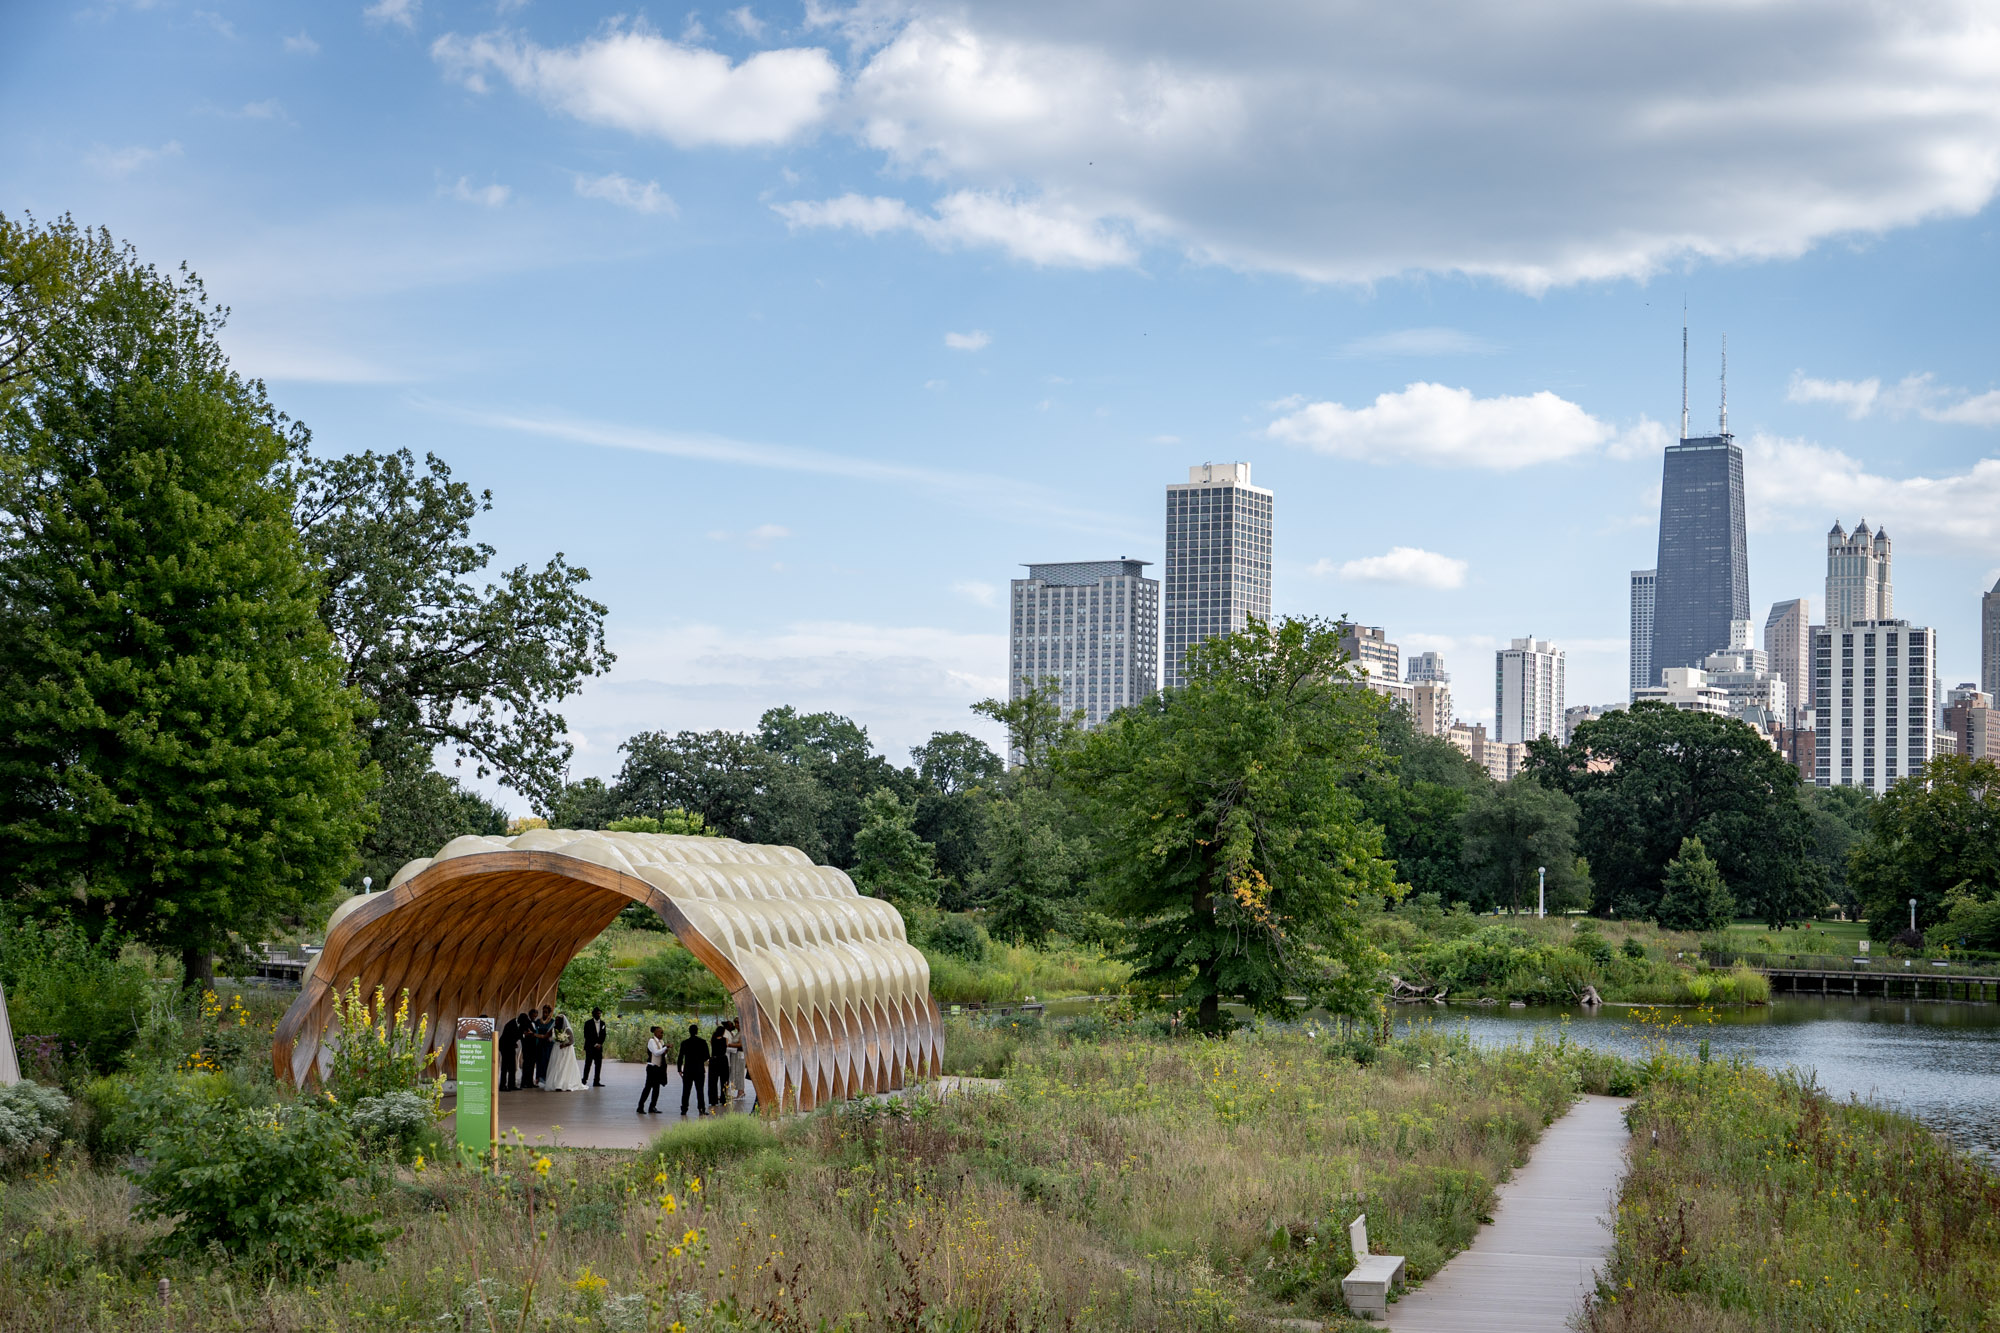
[1850,755,2000,939]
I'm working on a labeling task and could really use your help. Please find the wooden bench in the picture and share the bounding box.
[1341,1213,1406,1320]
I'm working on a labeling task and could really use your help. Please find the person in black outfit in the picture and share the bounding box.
[638,1025,667,1113]
[676,1023,709,1116]
[582,1008,608,1088]
[707,1022,732,1109]
[497,1014,522,1091]
[531,1005,556,1088]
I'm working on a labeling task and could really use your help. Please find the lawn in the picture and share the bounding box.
[0,1016,1624,1332]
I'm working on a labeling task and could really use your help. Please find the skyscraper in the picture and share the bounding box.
[1163,463,1273,690]
[1813,620,1935,793]
[1495,638,1565,744]
[1825,521,1892,627]
[1984,576,2000,699]
[1009,560,1159,730]
[1650,434,1750,675]
[1763,598,1811,719]
[1629,569,1657,695]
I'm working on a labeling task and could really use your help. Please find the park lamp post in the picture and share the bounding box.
[364,875,373,895]
[1910,898,1918,933]
[1538,866,1546,919]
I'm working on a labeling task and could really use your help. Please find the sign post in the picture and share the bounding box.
[454,1015,497,1166]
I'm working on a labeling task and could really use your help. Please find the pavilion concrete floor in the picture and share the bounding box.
[442,1058,756,1150]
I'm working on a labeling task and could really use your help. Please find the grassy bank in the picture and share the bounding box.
[1368,908,1771,1007]
[1586,1059,2000,1332]
[2,1018,1626,1332]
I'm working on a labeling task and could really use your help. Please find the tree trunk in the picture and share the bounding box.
[180,944,216,993]
[1197,991,1222,1033]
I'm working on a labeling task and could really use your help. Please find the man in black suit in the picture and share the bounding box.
[582,1008,608,1088]
[707,1021,733,1109]
[497,1014,522,1092]
[637,1026,666,1114]
[676,1022,709,1117]
[530,1005,556,1088]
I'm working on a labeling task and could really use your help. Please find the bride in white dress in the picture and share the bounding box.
[545,1014,586,1091]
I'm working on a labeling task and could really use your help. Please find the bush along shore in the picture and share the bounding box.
[3,1012,1631,1332]
[1585,1051,2000,1332]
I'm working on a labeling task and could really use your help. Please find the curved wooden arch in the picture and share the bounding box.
[270,831,943,1113]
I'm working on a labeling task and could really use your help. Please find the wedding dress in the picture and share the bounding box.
[545,1017,586,1091]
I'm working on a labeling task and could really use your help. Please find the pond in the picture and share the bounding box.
[1396,997,2000,1164]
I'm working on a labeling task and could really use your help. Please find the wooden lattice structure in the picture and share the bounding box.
[271,830,943,1112]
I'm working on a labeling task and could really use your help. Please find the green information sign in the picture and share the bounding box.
[454,1015,497,1160]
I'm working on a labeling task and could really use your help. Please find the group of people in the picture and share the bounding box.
[498,1005,608,1092]
[639,1020,742,1116]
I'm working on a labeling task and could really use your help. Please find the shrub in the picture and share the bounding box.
[633,943,728,1007]
[0,917,151,1073]
[926,913,991,963]
[0,1081,71,1168]
[347,1090,437,1164]
[1621,937,1648,960]
[558,940,625,1015]
[130,1097,394,1277]
[324,981,438,1109]
[646,1114,774,1173]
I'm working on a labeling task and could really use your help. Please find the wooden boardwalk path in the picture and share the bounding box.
[1387,1094,1633,1333]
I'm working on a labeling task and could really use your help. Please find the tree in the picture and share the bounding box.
[847,789,942,912]
[1803,784,1872,920]
[546,776,623,830]
[0,216,373,984]
[291,447,613,811]
[357,767,507,891]
[1352,705,1487,904]
[1849,755,2000,939]
[911,730,1004,795]
[1655,836,1734,931]
[1064,617,1399,1029]
[755,706,914,867]
[909,729,1003,909]
[973,677,1080,780]
[1458,777,1589,914]
[616,729,830,859]
[1528,703,1817,927]
[973,787,1084,945]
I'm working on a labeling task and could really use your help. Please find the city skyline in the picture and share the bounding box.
[8,2,1998,810]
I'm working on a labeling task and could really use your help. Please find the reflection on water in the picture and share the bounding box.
[1395,998,2000,1163]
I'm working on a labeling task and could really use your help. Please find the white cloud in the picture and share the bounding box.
[237,99,288,122]
[86,141,181,176]
[730,7,765,39]
[952,580,999,606]
[364,0,418,31]
[1339,328,1499,358]
[282,31,320,54]
[943,329,989,351]
[707,523,792,548]
[1267,382,1634,470]
[1788,370,2000,425]
[1744,433,2000,553]
[824,3,2000,287]
[447,176,510,207]
[574,171,677,215]
[773,190,1136,268]
[1320,546,1469,590]
[432,23,838,148]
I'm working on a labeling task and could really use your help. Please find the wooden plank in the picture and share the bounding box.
[1388,1095,1632,1333]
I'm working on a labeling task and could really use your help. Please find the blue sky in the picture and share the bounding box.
[7,0,1999,810]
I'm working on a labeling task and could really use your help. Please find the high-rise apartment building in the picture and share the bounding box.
[1984,577,2000,699]
[1162,463,1273,691]
[1651,431,1750,676]
[1008,560,1158,731]
[1495,638,1565,744]
[1407,651,1448,683]
[1405,653,1453,738]
[1629,569,1657,695]
[1633,666,1735,719]
[1825,521,1893,627]
[1763,598,1811,719]
[1339,625,1400,682]
[1812,621,1936,793]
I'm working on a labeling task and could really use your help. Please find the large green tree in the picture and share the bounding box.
[1527,703,1818,927]
[1803,784,1873,921]
[1655,836,1735,932]
[910,730,1003,909]
[1849,755,2000,939]
[1064,617,1399,1029]
[847,788,943,912]
[973,676,1079,780]
[755,706,914,867]
[0,215,373,983]
[615,728,831,859]
[291,446,613,816]
[972,786,1086,945]
[1351,706,1486,905]
[1458,776,1590,915]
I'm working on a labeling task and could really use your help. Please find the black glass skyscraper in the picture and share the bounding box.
[1648,434,1749,680]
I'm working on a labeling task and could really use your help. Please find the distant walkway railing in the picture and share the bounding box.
[1704,948,2000,1002]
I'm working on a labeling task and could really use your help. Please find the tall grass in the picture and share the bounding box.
[1585,1058,2000,1333]
[923,940,1130,1004]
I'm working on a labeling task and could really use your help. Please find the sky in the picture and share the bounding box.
[6,0,2000,812]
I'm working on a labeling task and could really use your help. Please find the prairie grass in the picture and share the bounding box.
[920,941,1129,1004]
[0,1021,1605,1332]
[1584,1058,2000,1333]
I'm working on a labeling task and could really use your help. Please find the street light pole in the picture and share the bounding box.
[1538,866,1547,919]
[1910,897,1918,933]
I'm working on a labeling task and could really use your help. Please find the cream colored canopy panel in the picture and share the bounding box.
[271,830,943,1112]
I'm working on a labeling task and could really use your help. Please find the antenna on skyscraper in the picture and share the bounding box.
[1680,305,1689,440]
[1719,333,1728,435]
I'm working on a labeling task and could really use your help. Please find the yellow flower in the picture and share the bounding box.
[534,1156,552,1178]
[412,1154,426,1173]
[572,1266,608,1296]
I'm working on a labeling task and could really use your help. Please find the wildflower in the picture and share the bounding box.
[534,1156,552,1178]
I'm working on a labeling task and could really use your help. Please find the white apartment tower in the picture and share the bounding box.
[1163,463,1273,690]
[1764,598,1811,719]
[1825,521,1893,628]
[1496,638,1566,744]
[1629,569,1657,697]
[1813,620,1936,793]
[1009,560,1159,730]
